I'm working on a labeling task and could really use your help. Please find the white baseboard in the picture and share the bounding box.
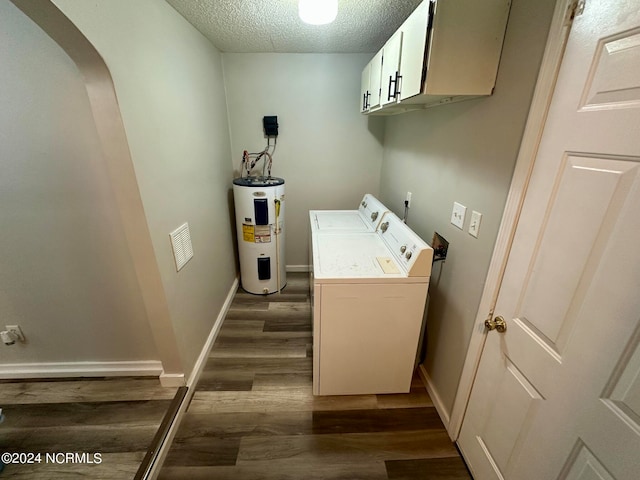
[286,265,310,273]
[186,277,238,387]
[147,276,239,479]
[418,364,454,440]
[0,360,163,379]
[159,373,185,387]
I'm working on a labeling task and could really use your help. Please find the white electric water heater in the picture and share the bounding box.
[232,176,286,294]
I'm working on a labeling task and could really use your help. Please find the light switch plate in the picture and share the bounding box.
[469,210,482,238]
[451,202,466,229]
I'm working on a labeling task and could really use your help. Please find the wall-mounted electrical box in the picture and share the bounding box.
[432,232,449,262]
[263,116,278,136]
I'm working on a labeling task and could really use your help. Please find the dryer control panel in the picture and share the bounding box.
[378,213,433,277]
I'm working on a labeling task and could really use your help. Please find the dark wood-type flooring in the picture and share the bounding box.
[0,376,177,479]
[159,273,472,479]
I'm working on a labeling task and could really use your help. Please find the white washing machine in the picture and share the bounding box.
[310,193,389,234]
[308,193,390,305]
[310,212,433,395]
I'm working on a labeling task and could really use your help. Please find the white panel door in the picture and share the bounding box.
[458,1,640,479]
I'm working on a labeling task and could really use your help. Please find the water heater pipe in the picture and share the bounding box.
[275,198,282,294]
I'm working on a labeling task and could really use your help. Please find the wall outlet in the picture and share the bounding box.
[451,202,466,229]
[5,325,25,342]
[405,191,412,207]
[469,210,482,238]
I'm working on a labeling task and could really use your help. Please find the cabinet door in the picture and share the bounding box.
[369,49,383,110]
[380,29,403,107]
[399,1,431,101]
[360,62,371,113]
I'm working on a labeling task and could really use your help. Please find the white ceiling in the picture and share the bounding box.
[166,0,423,53]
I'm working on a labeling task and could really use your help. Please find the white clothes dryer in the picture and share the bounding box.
[310,211,433,396]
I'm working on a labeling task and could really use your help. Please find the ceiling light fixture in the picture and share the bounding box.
[298,0,338,25]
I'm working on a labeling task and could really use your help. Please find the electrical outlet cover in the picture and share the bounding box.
[451,202,466,229]
[469,210,482,238]
[5,325,24,341]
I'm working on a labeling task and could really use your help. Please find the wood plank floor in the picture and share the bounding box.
[0,376,177,479]
[159,273,472,480]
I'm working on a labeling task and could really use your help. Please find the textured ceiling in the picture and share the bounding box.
[165,0,423,53]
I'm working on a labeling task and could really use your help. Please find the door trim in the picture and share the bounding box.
[448,0,578,440]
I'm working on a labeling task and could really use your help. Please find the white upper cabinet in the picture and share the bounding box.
[360,62,371,113]
[398,1,431,101]
[380,30,403,107]
[369,50,383,110]
[361,50,383,113]
[363,0,511,115]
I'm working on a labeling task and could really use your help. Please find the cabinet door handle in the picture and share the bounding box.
[366,91,371,109]
[388,72,401,101]
[395,73,402,98]
[363,93,367,110]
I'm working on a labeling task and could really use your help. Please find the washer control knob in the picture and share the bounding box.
[400,245,407,253]
[380,222,389,233]
[405,251,412,260]
[371,211,378,221]
[361,201,366,207]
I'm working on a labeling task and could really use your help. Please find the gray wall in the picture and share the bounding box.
[0,1,158,367]
[54,0,238,377]
[222,53,386,268]
[1,0,238,380]
[379,0,557,415]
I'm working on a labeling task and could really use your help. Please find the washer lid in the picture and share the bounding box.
[311,211,371,232]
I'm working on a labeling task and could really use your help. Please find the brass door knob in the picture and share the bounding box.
[485,316,507,333]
